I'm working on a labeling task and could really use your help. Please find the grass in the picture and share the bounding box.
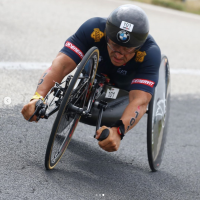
[134,0,200,15]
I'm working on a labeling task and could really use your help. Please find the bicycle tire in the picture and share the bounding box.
[147,55,170,172]
[45,47,99,170]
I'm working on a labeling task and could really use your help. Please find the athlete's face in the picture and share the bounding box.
[107,39,136,66]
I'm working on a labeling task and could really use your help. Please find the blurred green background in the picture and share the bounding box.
[134,0,200,14]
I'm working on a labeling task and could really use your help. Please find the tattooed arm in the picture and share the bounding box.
[121,90,152,133]
[21,52,77,121]
[35,52,77,98]
[96,90,152,152]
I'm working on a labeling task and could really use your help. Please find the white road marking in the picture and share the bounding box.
[0,62,51,70]
[170,69,200,75]
[0,62,200,75]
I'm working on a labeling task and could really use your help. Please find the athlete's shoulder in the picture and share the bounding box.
[82,17,107,27]
[78,17,106,35]
[60,17,107,65]
[75,17,106,43]
[134,34,161,64]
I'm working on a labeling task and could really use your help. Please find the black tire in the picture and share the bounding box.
[147,55,170,172]
[45,47,99,170]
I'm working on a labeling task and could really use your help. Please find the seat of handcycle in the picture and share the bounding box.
[80,84,129,127]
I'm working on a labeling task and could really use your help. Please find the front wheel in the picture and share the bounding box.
[45,47,99,170]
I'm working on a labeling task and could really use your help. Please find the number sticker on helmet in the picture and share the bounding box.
[120,21,134,32]
[117,30,130,43]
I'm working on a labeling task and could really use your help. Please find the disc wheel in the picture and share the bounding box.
[45,47,99,170]
[147,55,170,172]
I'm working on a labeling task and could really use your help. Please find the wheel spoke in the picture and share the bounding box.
[51,114,76,162]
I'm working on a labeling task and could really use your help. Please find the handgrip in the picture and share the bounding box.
[28,99,46,121]
[98,129,110,141]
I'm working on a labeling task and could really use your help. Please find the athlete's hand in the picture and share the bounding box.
[96,126,121,152]
[21,99,38,122]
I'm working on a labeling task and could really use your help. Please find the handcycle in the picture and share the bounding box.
[29,46,170,172]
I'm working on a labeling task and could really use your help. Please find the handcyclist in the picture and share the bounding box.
[21,4,161,152]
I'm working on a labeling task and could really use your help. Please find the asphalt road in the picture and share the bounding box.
[0,0,200,199]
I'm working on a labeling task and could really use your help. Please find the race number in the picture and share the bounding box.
[120,21,134,32]
[105,88,119,99]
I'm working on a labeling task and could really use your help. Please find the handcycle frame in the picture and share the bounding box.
[32,46,170,172]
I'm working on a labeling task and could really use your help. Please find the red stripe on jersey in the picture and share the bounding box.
[131,79,155,88]
[65,41,84,59]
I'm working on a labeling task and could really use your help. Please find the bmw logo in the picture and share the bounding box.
[117,30,130,43]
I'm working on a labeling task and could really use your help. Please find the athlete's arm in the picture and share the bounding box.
[21,52,77,121]
[96,90,151,152]
[121,90,151,132]
[36,52,76,97]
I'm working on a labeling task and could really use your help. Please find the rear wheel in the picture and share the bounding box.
[45,47,99,170]
[147,55,170,172]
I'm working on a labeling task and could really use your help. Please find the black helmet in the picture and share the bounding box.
[106,4,149,48]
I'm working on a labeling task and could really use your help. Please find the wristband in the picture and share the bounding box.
[30,92,44,101]
[111,120,125,140]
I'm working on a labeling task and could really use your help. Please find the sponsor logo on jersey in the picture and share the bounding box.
[65,41,84,59]
[117,30,130,43]
[91,28,104,42]
[131,79,155,88]
[135,51,146,62]
[120,21,134,32]
[117,68,127,75]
